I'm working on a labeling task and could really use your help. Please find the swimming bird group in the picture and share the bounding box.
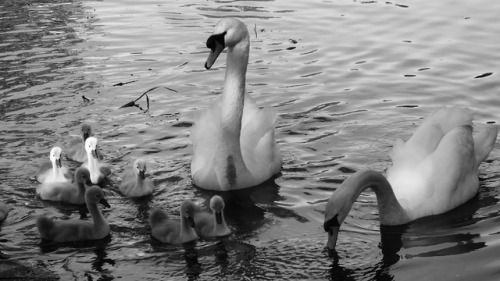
[0,19,497,261]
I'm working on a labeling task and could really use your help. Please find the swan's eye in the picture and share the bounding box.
[206,32,226,50]
[323,214,340,232]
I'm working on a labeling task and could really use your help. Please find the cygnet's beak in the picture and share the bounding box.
[100,198,111,208]
[83,131,90,141]
[215,211,223,224]
[187,216,195,228]
[91,149,99,159]
[138,170,146,180]
[56,157,62,168]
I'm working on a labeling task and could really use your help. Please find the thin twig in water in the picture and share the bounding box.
[113,80,138,87]
[119,86,178,113]
[254,24,257,38]
[82,95,90,102]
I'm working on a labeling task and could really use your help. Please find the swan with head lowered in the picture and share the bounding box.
[36,146,72,184]
[324,107,498,250]
[36,186,110,242]
[81,137,111,185]
[190,18,283,191]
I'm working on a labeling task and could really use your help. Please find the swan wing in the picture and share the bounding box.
[240,93,282,177]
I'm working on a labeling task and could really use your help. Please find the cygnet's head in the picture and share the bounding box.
[49,146,63,168]
[134,159,147,180]
[210,195,226,224]
[85,186,110,208]
[180,200,196,228]
[75,167,91,184]
[84,137,99,159]
[81,123,92,141]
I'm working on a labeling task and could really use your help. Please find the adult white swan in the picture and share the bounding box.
[190,18,283,191]
[324,107,498,250]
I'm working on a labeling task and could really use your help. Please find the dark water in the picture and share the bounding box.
[1,0,499,280]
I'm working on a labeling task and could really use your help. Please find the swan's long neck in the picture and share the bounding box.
[135,174,144,191]
[336,170,410,225]
[180,215,198,241]
[76,181,86,201]
[220,39,249,135]
[212,210,230,235]
[51,159,62,179]
[86,151,100,183]
[215,35,251,188]
[87,201,107,231]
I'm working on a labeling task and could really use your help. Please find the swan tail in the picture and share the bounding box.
[149,208,169,228]
[429,107,473,133]
[36,216,54,239]
[473,123,498,165]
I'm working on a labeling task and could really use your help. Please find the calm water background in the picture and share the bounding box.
[1,0,500,280]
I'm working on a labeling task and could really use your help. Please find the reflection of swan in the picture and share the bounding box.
[37,147,72,184]
[193,195,231,238]
[36,186,110,242]
[190,18,282,191]
[324,107,498,250]
[149,201,199,244]
[81,137,111,185]
[37,167,90,204]
[119,159,154,198]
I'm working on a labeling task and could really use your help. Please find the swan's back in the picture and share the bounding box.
[387,107,497,220]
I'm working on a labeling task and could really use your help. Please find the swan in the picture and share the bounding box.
[193,195,231,238]
[36,185,111,242]
[119,158,154,198]
[36,147,72,184]
[67,123,93,162]
[190,18,283,191]
[0,202,10,222]
[324,107,498,250]
[149,200,199,244]
[81,137,111,185]
[37,167,90,204]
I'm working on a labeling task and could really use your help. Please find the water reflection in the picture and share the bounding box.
[184,242,202,280]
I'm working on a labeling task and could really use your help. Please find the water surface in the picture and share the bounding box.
[1,0,499,280]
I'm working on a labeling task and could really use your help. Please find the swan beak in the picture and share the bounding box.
[139,170,146,180]
[187,216,195,228]
[205,32,226,69]
[326,226,339,250]
[83,132,90,141]
[100,198,111,208]
[56,158,62,168]
[215,211,223,224]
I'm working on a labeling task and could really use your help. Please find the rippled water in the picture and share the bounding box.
[1,0,499,280]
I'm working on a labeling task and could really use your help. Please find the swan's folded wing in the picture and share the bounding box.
[404,107,472,158]
[240,93,282,175]
[190,102,222,186]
